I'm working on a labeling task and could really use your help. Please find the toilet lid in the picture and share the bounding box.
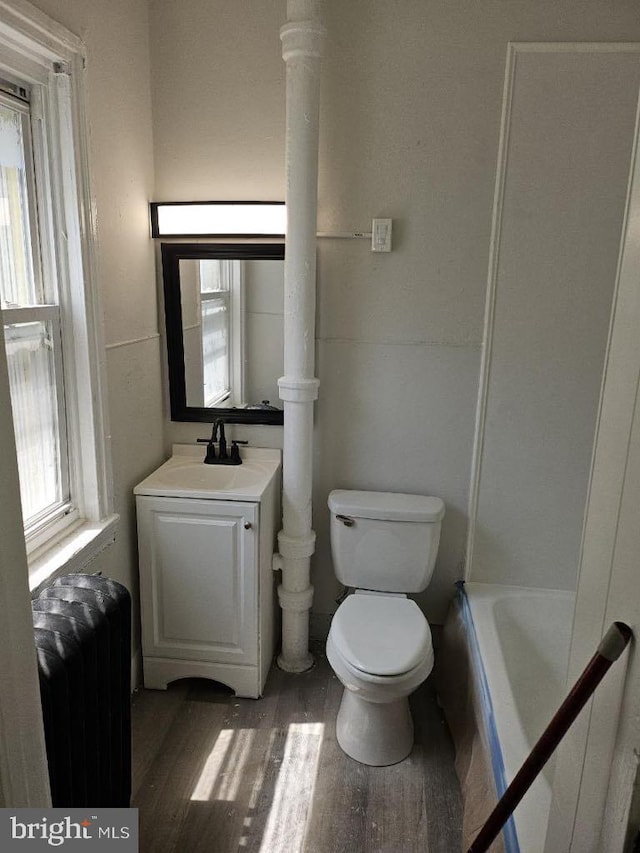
[331,594,432,676]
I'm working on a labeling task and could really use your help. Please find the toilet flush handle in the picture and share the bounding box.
[336,514,355,527]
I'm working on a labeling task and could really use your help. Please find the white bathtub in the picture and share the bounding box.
[440,582,575,852]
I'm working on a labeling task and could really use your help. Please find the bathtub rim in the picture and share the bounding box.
[457,581,521,853]
[461,581,576,853]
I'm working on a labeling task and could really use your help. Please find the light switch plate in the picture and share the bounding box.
[371,218,392,252]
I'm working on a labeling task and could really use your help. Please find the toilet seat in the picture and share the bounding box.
[331,594,432,676]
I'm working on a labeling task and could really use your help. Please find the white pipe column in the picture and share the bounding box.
[277,0,325,672]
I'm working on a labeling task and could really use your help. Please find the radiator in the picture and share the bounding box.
[32,573,132,808]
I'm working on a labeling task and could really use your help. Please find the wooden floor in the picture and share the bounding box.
[131,646,463,852]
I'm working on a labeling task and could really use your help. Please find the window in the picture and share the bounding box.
[199,259,244,407]
[1,81,71,538]
[0,4,115,583]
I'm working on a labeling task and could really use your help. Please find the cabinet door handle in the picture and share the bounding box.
[244,522,252,530]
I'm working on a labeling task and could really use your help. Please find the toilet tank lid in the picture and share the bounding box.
[328,490,445,522]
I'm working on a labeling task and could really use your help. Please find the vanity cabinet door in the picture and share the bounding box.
[137,496,259,666]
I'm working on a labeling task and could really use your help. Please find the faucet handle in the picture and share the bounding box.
[197,421,219,445]
[230,440,248,464]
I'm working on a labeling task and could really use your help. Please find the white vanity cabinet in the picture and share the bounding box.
[134,446,281,698]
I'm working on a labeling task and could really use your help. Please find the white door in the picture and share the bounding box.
[137,496,259,665]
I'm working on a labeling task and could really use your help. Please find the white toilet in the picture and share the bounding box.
[326,489,445,766]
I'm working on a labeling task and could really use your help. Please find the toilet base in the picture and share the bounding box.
[335,688,414,766]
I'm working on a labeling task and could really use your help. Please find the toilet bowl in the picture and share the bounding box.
[326,591,434,765]
[326,489,444,766]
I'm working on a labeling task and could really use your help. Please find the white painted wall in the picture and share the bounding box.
[598,388,640,850]
[16,0,165,653]
[244,259,284,408]
[546,93,640,851]
[150,0,286,202]
[468,45,640,592]
[149,0,286,460]
[0,0,164,805]
[149,0,640,624]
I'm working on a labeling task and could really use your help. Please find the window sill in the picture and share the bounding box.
[28,514,119,595]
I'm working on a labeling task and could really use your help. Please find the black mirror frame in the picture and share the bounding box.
[161,242,285,424]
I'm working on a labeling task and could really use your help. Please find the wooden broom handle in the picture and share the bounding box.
[468,621,632,853]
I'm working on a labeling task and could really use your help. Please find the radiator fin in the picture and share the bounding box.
[32,573,132,807]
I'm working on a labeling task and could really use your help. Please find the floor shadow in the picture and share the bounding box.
[131,650,463,852]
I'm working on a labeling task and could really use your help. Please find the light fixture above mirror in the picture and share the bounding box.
[150,201,286,238]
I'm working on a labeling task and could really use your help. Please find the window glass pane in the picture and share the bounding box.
[200,258,230,293]
[201,297,229,405]
[4,320,65,525]
[0,102,40,307]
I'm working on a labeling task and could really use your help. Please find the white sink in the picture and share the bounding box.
[134,446,281,501]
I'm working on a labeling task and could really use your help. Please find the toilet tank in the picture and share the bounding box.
[328,490,445,593]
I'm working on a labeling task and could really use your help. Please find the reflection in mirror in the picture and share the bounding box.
[161,243,284,424]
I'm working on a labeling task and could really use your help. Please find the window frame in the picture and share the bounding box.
[198,257,245,408]
[0,2,116,584]
[1,83,75,542]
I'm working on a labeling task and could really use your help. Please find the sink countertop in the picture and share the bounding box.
[134,445,281,502]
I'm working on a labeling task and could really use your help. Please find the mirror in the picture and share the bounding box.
[161,242,284,424]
